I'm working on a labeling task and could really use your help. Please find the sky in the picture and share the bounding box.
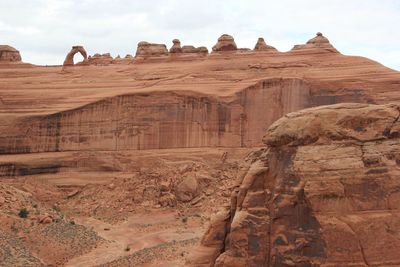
[0,0,399,70]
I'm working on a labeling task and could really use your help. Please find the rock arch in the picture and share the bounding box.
[63,46,88,66]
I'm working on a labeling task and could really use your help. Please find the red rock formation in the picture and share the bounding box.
[292,32,339,53]
[253,38,277,52]
[212,34,237,52]
[182,45,208,54]
[135,41,168,57]
[170,39,183,53]
[87,53,114,65]
[190,103,400,266]
[0,45,22,62]
[63,46,88,66]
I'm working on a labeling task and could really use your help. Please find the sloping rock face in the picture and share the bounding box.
[0,77,387,154]
[0,78,318,154]
[292,32,338,53]
[0,45,22,62]
[212,34,237,52]
[254,38,277,52]
[135,41,168,57]
[190,103,400,266]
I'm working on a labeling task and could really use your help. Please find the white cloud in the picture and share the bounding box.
[0,0,399,70]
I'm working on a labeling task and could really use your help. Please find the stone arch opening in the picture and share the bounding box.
[63,46,88,66]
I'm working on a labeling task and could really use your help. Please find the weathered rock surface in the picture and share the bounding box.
[0,45,22,62]
[87,53,114,65]
[170,39,183,53]
[190,103,400,266]
[182,45,208,54]
[253,38,277,52]
[0,34,400,155]
[292,32,339,53]
[212,34,237,52]
[63,46,88,66]
[135,41,168,57]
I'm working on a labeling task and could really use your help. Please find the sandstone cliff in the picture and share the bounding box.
[0,33,399,154]
[190,103,400,266]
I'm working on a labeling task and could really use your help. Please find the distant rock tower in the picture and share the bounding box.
[253,38,277,52]
[212,34,237,52]
[169,39,183,53]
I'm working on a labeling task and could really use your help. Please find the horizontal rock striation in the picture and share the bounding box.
[190,103,400,266]
[0,77,384,154]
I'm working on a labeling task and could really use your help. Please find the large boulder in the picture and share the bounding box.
[212,34,237,52]
[191,103,400,266]
[175,176,199,202]
[135,41,168,57]
[0,45,22,62]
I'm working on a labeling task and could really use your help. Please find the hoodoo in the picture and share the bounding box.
[212,34,237,52]
[253,37,277,52]
[292,32,339,52]
[135,41,168,57]
[0,45,22,62]
[169,39,183,53]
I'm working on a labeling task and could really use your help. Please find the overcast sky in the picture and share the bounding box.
[0,0,399,70]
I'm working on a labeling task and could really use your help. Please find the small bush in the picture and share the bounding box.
[69,220,75,225]
[52,205,61,212]
[124,246,130,252]
[18,208,29,218]
[181,216,188,223]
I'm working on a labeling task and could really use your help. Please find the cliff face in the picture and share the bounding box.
[0,33,400,154]
[190,103,400,266]
[0,76,393,154]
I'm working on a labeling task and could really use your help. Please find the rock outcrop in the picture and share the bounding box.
[87,53,114,65]
[292,32,339,53]
[190,103,400,266]
[0,45,22,62]
[253,38,277,52]
[169,39,183,53]
[63,46,88,66]
[182,45,208,54]
[135,41,168,57]
[212,34,237,52]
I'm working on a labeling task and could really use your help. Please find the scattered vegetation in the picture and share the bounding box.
[52,205,61,212]
[18,208,29,218]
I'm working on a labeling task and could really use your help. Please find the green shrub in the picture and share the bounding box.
[18,208,29,218]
